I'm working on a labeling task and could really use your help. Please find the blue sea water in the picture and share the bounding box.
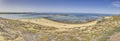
[0,13,113,22]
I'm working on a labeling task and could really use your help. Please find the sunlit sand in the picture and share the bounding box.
[18,18,98,28]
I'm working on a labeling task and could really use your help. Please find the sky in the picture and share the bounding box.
[0,0,120,14]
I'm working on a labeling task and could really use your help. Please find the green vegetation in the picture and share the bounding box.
[98,37,108,41]
[80,36,90,41]
[112,16,120,21]
[69,36,79,41]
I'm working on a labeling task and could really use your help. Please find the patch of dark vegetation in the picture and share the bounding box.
[98,37,109,41]
[112,16,120,21]
[98,27,120,41]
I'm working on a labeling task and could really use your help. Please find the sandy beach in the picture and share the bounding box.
[18,18,98,28]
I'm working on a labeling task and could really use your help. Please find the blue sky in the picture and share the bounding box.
[1,0,120,14]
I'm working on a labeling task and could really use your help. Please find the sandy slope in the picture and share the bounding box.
[18,18,97,28]
[109,32,120,41]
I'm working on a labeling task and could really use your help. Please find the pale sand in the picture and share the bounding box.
[18,18,97,28]
[109,32,120,41]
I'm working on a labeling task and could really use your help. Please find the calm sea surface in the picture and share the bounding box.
[0,13,113,22]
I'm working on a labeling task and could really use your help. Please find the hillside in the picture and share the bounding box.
[0,17,58,41]
[0,16,120,41]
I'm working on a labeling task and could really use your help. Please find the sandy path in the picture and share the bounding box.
[109,32,120,41]
[18,18,97,28]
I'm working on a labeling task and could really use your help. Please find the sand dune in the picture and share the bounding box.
[18,18,98,28]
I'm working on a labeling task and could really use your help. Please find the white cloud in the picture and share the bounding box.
[112,1,120,8]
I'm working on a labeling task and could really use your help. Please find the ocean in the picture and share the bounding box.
[0,13,114,23]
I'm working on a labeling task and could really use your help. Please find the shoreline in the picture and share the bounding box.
[18,18,98,28]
